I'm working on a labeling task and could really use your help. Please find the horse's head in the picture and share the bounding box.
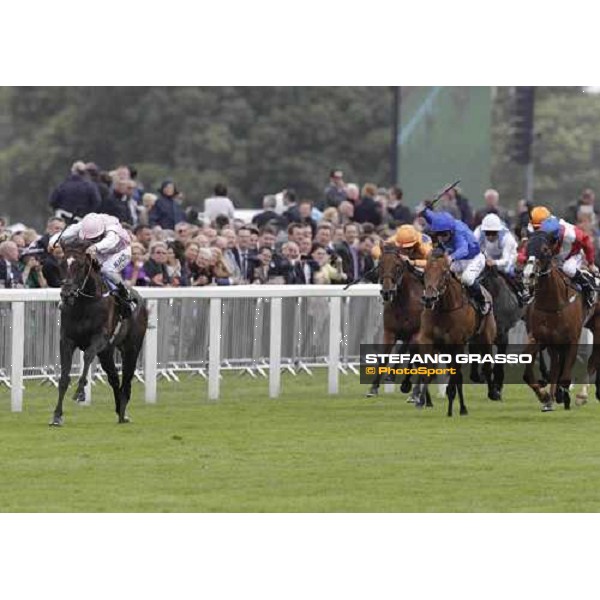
[422,248,452,309]
[523,230,554,290]
[378,242,406,302]
[59,241,99,305]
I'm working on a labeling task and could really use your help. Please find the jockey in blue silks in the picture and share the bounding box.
[421,206,490,315]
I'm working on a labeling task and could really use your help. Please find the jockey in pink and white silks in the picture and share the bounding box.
[50,212,134,316]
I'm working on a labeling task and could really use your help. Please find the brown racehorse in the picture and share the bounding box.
[417,249,497,416]
[522,231,588,411]
[367,242,430,404]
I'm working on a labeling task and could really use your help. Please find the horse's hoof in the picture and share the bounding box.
[460,407,469,416]
[49,417,63,427]
[541,402,554,412]
[400,381,412,394]
[73,390,86,403]
[425,400,434,408]
[118,415,131,424]
[575,393,588,406]
[365,390,378,398]
[488,389,502,401]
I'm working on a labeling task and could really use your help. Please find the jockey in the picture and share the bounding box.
[529,205,552,233]
[49,212,135,317]
[372,224,432,268]
[538,215,599,307]
[421,206,490,315]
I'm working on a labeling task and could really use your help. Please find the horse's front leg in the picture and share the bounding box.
[522,338,550,407]
[51,338,76,426]
[73,334,109,403]
[558,343,578,410]
[366,328,396,398]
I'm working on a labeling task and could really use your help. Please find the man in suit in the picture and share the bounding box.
[237,226,258,282]
[0,241,23,288]
[334,222,361,282]
[282,241,317,284]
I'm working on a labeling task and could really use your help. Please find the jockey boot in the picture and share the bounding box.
[466,281,490,316]
[572,270,597,309]
[111,282,134,318]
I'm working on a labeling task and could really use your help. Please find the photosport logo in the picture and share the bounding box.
[359,344,593,385]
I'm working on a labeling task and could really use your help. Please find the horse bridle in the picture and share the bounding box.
[64,255,96,300]
[422,266,452,309]
[380,247,407,302]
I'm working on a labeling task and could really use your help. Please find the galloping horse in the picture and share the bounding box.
[522,231,587,411]
[51,242,148,426]
[470,266,521,400]
[418,249,497,416]
[367,242,430,404]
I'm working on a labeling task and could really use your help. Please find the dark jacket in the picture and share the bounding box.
[389,203,414,226]
[148,195,186,230]
[144,259,171,286]
[320,184,347,210]
[0,260,23,288]
[252,210,284,231]
[286,259,318,284]
[353,196,382,226]
[335,241,360,282]
[101,192,132,224]
[456,193,474,228]
[49,174,101,220]
[42,255,62,288]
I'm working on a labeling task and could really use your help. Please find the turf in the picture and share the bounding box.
[1,373,600,512]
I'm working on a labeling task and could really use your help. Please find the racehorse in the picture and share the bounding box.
[417,249,497,416]
[367,242,431,406]
[50,241,148,426]
[470,266,521,400]
[522,231,587,411]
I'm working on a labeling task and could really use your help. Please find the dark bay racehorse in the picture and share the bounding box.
[367,242,430,405]
[522,231,587,411]
[470,266,521,400]
[417,250,497,416]
[51,242,148,426]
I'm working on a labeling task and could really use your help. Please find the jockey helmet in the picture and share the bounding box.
[530,206,551,229]
[428,211,455,234]
[395,225,419,248]
[540,216,561,238]
[481,213,503,232]
[79,213,105,240]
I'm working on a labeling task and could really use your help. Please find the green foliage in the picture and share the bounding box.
[491,86,600,213]
[0,87,393,227]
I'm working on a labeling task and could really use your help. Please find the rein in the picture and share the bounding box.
[530,262,578,313]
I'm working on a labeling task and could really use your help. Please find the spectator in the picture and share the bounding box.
[42,243,64,288]
[332,226,345,244]
[174,222,192,244]
[189,249,213,286]
[565,188,600,226]
[211,248,233,285]
[335,222,361,282]
[315,223,335,252]
[20,250,48,288]
[144,241,171,287]
[473,188,510,228]
[237,226,257,282]
[357,235,377,280]
[322,207,340,226]
[149,179,186,230]
[101,178,134,224]
[282,189,300,225]
[0,241,23,288]
[454,186,474,228]
[298,236,313,258]
[163,243,183,286]
[204,183,235,223]
[251,246,285,284]
[321,169,347,210]
[142,193,158,222]
[123,242,151,287]
[354,183,382,226]
[182,241,200,282]
[387,186,413,225]
[252,195,284,231]
[311,243,347,284]
[282,241,316,284]
[134,225,153,251]
[86,162,111,205]
[338,199,355,225]
[514,199,531,240]
[297,199,317,236]
[49,160,101,224]
[28,217,65,259]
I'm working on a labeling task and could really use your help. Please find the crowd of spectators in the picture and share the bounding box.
[2,161,600,289]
